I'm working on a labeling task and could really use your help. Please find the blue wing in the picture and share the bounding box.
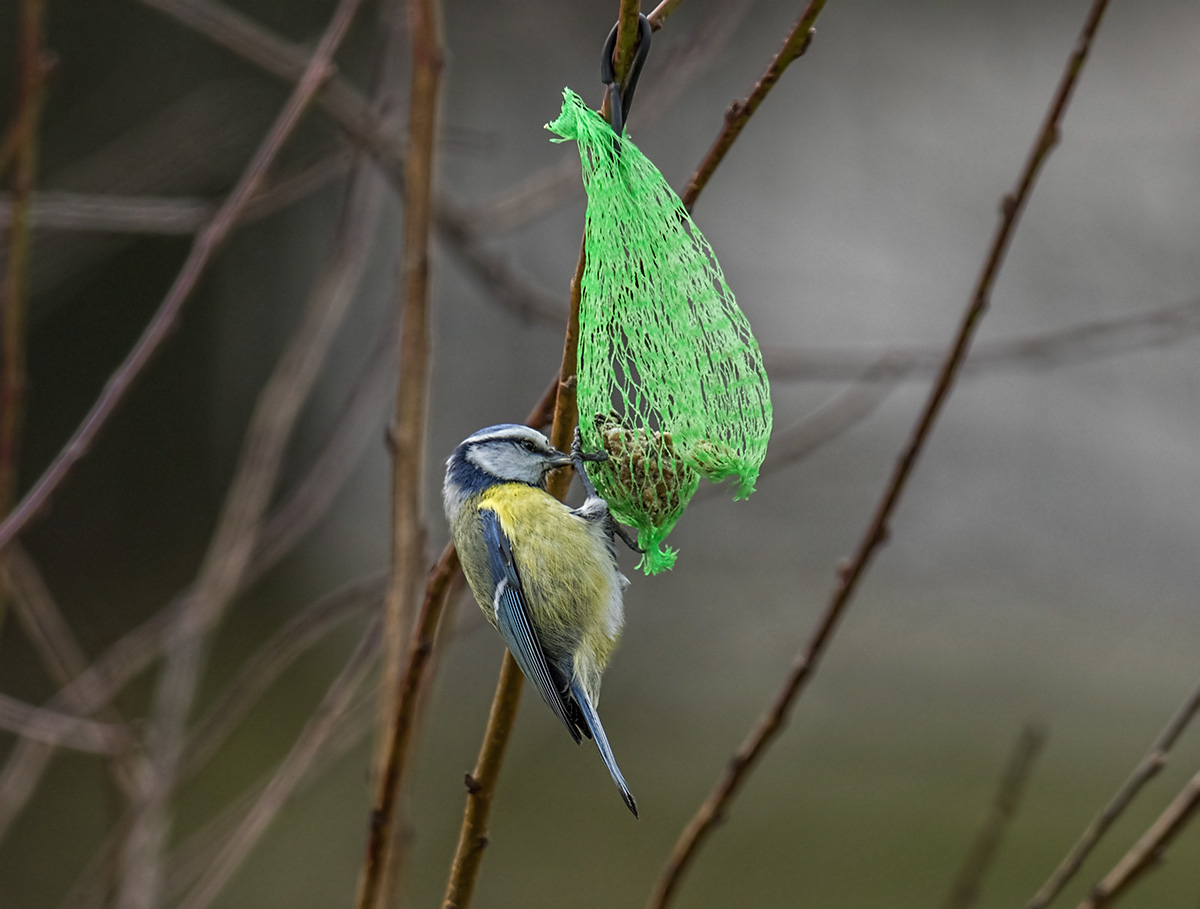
[479,509,582,744]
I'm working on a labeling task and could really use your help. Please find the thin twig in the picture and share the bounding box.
[356,0,444,905]
[681,0,827,211]
[179,573,386,781]
[0,692,132,753]
[1079,767,1200,909]
[942,724,1047,909]
[764,295,1200,383]
[130,0,406,178]
[467,0,756,237]
[0,150,353,234]
[3,543,137,795]
[130,0,559,329]
[0,0,50,635]
[0,0,365,552]
[0,314,395,844]
[107,3,372,905]
[1029,676,1200,909]
[176,619,381,909]
[647,0,685,30]
[649,2,1112,905]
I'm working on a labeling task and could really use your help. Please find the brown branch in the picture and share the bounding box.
[0,692,132,753]
[0,0,50,636]
[179,573,385,781]
[442,650,525,909]
[0,150,353,234]
[942,724,1047,909]
[106,4,371,906]
[355,0,444,906]
[0,0,365,553]
[3,543,138,799]
[681,0,827,211]
[648,2,1112,905]
[130,0,405,179]
[441,190,590,909]
[57,632,380,909]
[1079,767,1200,909]
[131,0,559,331]
[176,618,381,909]
[0,306,395,844]
[1028,675,1200,909]
[647,0,686,30]
[467,0,755,237]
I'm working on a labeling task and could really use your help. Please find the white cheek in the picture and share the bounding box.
[469,447,540,483]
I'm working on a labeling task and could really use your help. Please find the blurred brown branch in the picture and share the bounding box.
[942,724,1047,909]
[0,150,352,234]
[648,1,1112,905]
[178,618,381,909]
[0,1,366,556]
[1078,767,1200,909]
[1029,675,1200,909]
[0,0,50,636]
[0,691,132,753]
[764,295,1200,383]
[130,0,406,176]
[356,0,444,902]
[0,314,394,844]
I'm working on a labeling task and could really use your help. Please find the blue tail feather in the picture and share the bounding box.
[570,679,638,818]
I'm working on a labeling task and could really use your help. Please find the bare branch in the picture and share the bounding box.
[649,1,1113,904]
[130,0,405,176]
[104,3,373,905]
[467,0,756,236]
[764,296,1200,383]
[355,0,444,904]
[0,692,132,754]
[180,573,385,781]
[0,150,352,234]
[1079,767,1200,909]
[0,0,366,552]
[1029,676,1200,909]
[177,619,381,909]
[942,724,1047,909]
[0,0,51,634]
[681,0,828,211]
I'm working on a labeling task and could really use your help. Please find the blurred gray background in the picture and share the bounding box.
[0,0,1198,906]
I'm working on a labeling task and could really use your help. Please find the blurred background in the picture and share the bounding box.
[1,0,1198,906]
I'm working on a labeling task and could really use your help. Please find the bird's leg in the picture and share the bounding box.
[571,428,643,554]
[570,426,607,500]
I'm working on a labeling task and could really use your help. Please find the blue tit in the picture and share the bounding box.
[443,423,637,817]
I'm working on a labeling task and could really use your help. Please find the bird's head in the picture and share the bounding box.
[444,424,573,519]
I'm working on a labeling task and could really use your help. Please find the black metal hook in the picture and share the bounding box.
[601,13,652,139]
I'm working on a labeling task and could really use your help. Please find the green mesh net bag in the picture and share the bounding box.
[546,88,773,574]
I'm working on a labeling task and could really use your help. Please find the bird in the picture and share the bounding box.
[443,422,638,817]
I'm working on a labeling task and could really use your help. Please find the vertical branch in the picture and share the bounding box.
[0,0,50,633]
[357,0,444,906]
[441,233,588,909]
[941,724,1047,909]
[649,1,1112,905]
[111,2,373,905]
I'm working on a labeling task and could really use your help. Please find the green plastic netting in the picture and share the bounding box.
[547,88,772,574]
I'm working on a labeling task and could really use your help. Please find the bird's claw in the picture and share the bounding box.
[572,426,608,463]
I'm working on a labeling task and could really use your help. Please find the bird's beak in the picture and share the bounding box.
[546,449,574,469]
